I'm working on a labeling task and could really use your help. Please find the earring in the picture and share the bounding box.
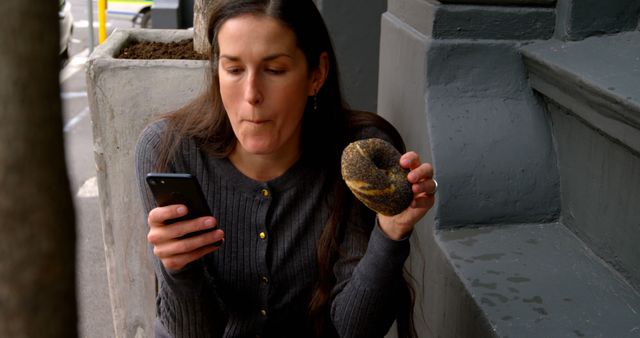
[313,94,318,111]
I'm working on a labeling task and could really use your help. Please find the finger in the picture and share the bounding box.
[148,216,217,245]
[400,151,420,170]
[148,204,188,227]
[171,216,218,239]
[154,228,224,259]
[407,163,434,184]
[412,178,437,195]
[162,243,222,272]
[410,193,435,209]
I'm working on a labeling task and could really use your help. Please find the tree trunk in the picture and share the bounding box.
[194,0,215,55]
[0,1,77,337]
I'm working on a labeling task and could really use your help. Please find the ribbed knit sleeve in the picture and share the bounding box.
[329,212,411,338]
[328,122,413,338]
[135,121,227,337]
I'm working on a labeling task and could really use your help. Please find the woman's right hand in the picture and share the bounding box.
[147,204,224,272]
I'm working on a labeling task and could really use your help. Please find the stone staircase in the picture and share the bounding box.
[378,1,640,337]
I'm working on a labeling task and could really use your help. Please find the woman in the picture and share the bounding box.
[135,1,436,337]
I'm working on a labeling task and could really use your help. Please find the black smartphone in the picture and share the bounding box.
[146,173,217,238]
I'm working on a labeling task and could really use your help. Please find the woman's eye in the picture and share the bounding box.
[266,69,286,75]
[225,68,242,75]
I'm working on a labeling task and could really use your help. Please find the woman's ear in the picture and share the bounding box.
[309,52,329,95]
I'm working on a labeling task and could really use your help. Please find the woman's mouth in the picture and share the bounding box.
[245,119,269,125]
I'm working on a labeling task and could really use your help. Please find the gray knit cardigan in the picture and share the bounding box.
[135,120,411,338]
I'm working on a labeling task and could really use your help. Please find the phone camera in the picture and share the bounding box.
[149,179,157,185]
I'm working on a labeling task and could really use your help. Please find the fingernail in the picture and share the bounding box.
[204,218,214,227]
[177,206,187,215]
[408,173,416,182]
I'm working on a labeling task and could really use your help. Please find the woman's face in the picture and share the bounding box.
[217,14,320,157]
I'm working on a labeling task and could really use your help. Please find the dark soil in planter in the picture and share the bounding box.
[116,39,208,60]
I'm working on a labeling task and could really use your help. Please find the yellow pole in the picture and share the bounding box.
[98,0,107,44]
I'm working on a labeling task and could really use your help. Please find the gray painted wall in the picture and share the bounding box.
[549,101,640,289]
[424,40,560,227]
[378,1,560,335]
[314,0,386,112]
[380,0,560,230]
[440,0,555,4]
[555,0,640,40]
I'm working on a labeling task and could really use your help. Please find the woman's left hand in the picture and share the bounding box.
[377,151,436,240]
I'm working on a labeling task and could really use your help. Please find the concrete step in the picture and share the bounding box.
[521,31,640,154]
[437,222,640,337]
[520,32,640,295]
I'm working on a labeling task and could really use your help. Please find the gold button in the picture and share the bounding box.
[261,276,269,284]
[259,232,266,240]
[260,309,268,317]
[260,188,270,197]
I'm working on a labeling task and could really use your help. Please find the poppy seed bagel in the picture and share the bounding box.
[340,138,413,216]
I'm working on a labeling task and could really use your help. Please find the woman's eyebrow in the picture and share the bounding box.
[219,55,240,61]
[219,53,293,61]
[262,53,293,61]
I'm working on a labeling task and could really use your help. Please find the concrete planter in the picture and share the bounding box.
[85,28,208,338]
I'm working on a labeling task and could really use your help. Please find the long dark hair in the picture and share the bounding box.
[157,1,416,336]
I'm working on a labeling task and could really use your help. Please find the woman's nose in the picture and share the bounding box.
[244,73,263,105]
